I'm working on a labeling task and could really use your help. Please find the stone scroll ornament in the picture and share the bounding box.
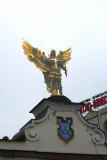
[22,40,72,95]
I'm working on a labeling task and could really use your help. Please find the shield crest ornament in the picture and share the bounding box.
[57,117,74,143]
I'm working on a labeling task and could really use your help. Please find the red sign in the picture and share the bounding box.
[80,95,107,113]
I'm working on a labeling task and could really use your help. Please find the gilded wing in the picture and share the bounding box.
[22,39,50,72]
[57,47,72,65]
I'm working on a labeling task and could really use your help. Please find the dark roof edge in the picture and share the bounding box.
[29,98,47,113]
[0,150,106,159]
[30,96,83,113]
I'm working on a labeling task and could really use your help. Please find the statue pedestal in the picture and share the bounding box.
[0,96,106,159]
[12,96,106,153]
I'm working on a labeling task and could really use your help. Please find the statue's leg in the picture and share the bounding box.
[58,79,63,95]
[54,79,58,95]
[50,78,59,95]
[55,79,58,92]
[50,78,55,95]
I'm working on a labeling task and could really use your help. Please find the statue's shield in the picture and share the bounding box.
[57,117,74,142]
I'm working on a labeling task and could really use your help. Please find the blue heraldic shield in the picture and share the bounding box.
[57,117,74,142]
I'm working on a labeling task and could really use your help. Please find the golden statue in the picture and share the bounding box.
[22,40,72,95]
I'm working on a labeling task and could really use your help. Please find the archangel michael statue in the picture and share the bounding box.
[22,40,72,95]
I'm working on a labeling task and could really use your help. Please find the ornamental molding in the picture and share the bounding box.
[25,108,50,142]
[77,111,106,146]
[32,101,82,118]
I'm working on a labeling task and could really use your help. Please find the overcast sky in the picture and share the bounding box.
[0,0,107,139]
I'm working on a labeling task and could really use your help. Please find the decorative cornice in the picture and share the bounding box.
[25,108,50,141]
[77,111,106,145]
[30,100,82,118]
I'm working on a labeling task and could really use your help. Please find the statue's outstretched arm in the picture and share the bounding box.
[59,64,66,71]
[59,63,67,77]
[57,47,71,77]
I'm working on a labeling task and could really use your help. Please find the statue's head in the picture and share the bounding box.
[50,50,56,58]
